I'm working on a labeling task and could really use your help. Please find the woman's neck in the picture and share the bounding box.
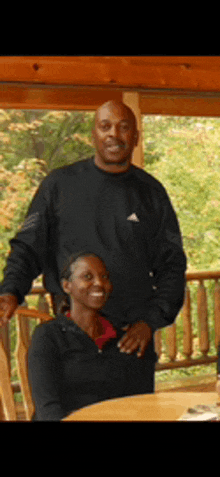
[68,307,103,341]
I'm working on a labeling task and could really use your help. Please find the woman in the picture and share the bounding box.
[28,251,156,420]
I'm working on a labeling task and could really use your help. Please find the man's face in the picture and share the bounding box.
[92,101,139,173]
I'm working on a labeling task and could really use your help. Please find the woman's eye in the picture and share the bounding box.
[84,273,92,280]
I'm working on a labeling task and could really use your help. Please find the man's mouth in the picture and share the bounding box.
[106,143,125,152]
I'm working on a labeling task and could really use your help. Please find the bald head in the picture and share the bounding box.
[94,100,137,130]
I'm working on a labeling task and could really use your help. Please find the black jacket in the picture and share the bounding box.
[1,157,186,331]
[28,313,157,420]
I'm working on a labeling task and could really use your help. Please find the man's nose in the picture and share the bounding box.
[109,124,119,137]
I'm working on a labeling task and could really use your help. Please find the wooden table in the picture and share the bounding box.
[63,392,219,421]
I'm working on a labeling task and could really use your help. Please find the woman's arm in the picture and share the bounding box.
[28,323,65,421]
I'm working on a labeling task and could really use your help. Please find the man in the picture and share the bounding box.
[0,100,186,368]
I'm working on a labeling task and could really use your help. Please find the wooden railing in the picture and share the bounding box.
[155,271,220,371]
[1,271,220,385]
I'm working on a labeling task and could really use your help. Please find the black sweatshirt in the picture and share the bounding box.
[1,157,186,332]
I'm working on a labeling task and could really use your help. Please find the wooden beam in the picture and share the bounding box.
[1,56,220,92]
[140,91,220,117]
[123,92,144,168]
[0,84,123,110]
[1,83,220,118]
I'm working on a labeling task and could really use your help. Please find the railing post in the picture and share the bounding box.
[0,326,9,420]
[37,293,50,313]
[154,329,162,361]
[197,279,209,356]
[182,285,192,358]
[17,301,30,349]
[166,323,177,362]
[214,279,220,350]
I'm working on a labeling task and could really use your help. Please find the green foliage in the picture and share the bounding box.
[143,115,220,272]
[0,109,95,173]
[0,109,95,280]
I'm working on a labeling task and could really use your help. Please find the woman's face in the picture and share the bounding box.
[62,256,112,310]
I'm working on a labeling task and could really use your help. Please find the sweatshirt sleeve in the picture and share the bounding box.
[28,323,65,421]
[0,174,54,304]
[129,187,187,332]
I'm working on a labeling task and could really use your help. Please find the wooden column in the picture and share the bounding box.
[122,92,144,169]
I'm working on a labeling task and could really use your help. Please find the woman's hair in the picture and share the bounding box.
[58,251,106,314]
[60,251,105,281]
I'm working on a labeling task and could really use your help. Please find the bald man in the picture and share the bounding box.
[0,101,186,391]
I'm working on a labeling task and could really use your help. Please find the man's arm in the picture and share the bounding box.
[0,174,53,326]
[118,189,186,356]
[144,191,187,331]
[130,186,186,329]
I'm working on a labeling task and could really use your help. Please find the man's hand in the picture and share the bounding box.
[0,294,18,327]
[117,321,152,358]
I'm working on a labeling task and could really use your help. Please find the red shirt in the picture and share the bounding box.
[66,313,117,350]
[95,316,117,350]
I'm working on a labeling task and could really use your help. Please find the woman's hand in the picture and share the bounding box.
[117,321,152,358]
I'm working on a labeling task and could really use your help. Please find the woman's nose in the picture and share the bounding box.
[93,275,104,286]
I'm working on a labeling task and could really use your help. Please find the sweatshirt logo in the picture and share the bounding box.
[20,212,40,232]
[127,213,140,222]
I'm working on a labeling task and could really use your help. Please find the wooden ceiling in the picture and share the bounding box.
[0,56,220,116]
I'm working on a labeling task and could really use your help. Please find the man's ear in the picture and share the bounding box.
[62,280,71,295]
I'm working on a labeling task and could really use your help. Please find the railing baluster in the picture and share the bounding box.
[166,323,176,362]
[214,279,220,350]
[15,313,35,420]
[154,329,162,360]
[182,285,192,358]
[19,300,30,347]
[0,326,10,420]
[0,324,10,371]
[197,279,209,356]
[37,293,50,313]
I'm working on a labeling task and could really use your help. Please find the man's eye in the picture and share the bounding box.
[84,273,92,280]
[120,124,129,131]
[99,123,110,131]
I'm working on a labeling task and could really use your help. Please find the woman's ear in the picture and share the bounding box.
[62,279,71,295]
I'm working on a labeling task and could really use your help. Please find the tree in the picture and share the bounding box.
[143,115,220,271]
[0,109,95,173]
[0,109,96,279]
